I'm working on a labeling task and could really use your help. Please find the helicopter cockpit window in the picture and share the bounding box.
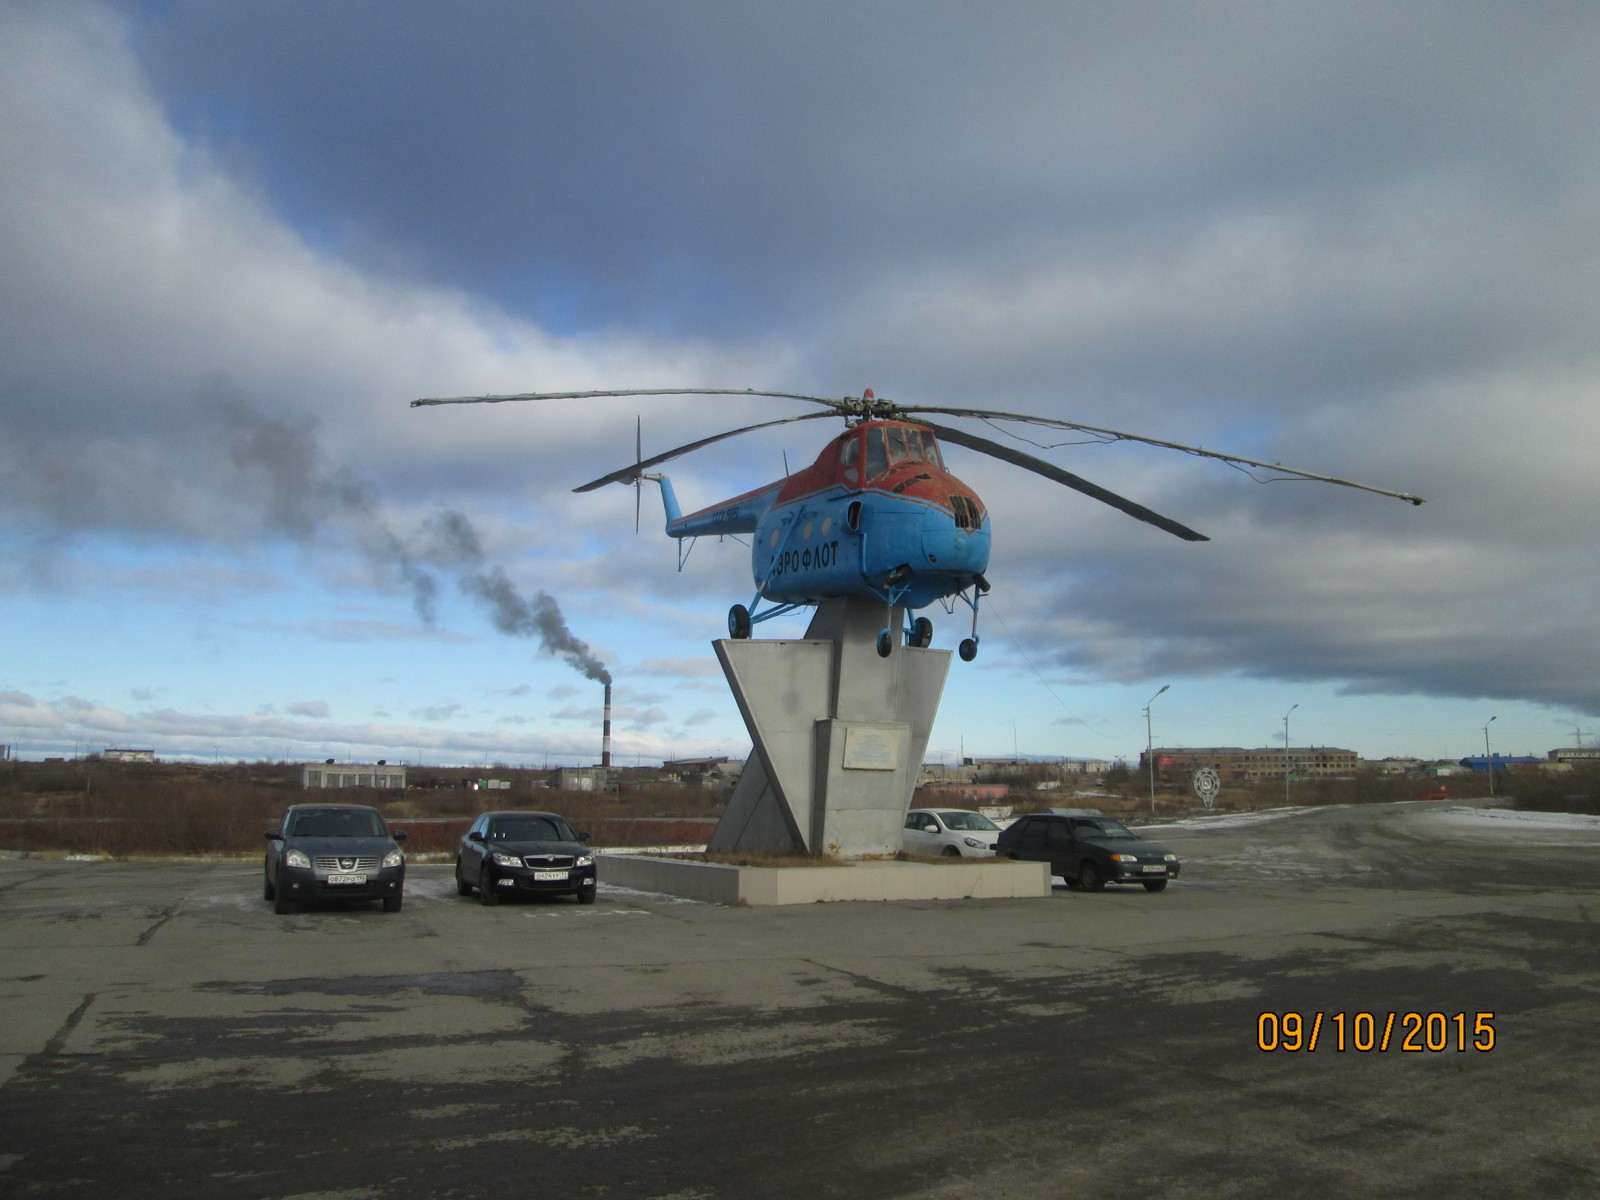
[839,434,860,483]
[864,428,888,480]
[883,422,908,460]
[886,427,940,467]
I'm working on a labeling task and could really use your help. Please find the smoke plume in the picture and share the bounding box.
[218,395,610,684]
[460,567,612,685]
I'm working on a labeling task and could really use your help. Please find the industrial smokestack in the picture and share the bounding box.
[602,682,612,769]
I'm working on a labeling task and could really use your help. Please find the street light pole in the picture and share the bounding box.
[1484,715,1498,799]
[1145,684,1170,816]
[1283,703,1299,806]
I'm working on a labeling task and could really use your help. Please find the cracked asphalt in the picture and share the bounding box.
[2,799,1597,1199]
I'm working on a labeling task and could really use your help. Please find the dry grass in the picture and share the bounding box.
[699,851,846,868]
[0,760,728,857]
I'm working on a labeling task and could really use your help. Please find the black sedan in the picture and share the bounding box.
[996,812,1181,891]
[455,810,597,905]
[264,803,407,913]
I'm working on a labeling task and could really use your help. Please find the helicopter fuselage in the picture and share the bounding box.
[658,420,990,611]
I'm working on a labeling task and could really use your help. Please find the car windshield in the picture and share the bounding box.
[289,809,387,838]
[1078,819,1137,840]
[939,811,999,832]
[489,816,573,842]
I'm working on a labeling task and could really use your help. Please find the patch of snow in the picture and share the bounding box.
[1145,806,1330,832]
[1421,806,1600,839]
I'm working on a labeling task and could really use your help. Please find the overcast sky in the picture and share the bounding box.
[3,1,1598,770]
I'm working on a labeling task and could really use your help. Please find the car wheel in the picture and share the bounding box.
[454,859,472,895]
[1078,861,1105,892]
[941,845,961,857]
[272,892,294,914]
[1142,879,1168,892]
[577,888,597,905]
[478,867,499,906]
[383,893,404,912]
[263,872,276,902]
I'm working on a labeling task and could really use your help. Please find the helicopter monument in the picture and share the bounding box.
[413,387,1421,857]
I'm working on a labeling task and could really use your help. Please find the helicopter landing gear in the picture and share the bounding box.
[876,629,893,657]
[728,604,752,639]
[959,637,979,662]
[909,616,933,648]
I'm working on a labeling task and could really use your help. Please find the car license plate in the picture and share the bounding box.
[327,873,366,885]
[533,870,568,881]
[1141,864,1166,874]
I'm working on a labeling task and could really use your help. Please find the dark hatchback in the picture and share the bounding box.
[456,811,597,905]
[996,812,1181,892]
[264,803,407,913]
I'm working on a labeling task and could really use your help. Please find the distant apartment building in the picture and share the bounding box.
[300,762,407,790]
[104,748,156,763]
[1141,746,1360,784]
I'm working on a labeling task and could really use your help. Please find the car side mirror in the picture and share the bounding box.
[922,824,939,833]
[578,832,591,842]
[265,830,283,841]
[392,829,407,841]
[468,830,486,843]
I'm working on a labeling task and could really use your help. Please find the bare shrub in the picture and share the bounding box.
[1504,767,1600,815]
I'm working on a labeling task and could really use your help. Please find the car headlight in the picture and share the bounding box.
[492,851,524,868]
[382,849,404,869]
[1164,853,1179,862]
[1110,853,1140,863]
[963,837,985,848]
[575,854,594,868]
[284,849,312,869]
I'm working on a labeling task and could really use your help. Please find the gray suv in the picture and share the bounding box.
[264,803,407,913]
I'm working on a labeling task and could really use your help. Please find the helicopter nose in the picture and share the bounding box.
[921,510,990,574]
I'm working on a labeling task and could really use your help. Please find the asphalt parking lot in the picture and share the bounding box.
[2,799,1598,1199]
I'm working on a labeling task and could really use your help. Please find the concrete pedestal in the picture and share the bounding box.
[707,597,951,858]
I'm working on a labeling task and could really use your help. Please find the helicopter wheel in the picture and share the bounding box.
[909,617,933,648]
[958,638,978,662]
[728,604,752,639]
[876,630,893,658]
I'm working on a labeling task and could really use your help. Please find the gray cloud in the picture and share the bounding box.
[3,0,1600,752]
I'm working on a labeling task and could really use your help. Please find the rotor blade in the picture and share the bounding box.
[919,421,1209,542]
[413,388,853,411]
[904,407,1424,506]
[573,410,841,492]
[634,416,642,534]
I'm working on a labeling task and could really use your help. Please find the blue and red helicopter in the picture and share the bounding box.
[413,388,1422,660]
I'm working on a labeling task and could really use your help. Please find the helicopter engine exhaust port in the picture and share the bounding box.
[728,604,752,639]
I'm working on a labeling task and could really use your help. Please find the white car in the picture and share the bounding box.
[902,808,1002,857]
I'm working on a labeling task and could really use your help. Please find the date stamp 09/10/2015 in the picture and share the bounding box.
[1256,1011,1496,1053]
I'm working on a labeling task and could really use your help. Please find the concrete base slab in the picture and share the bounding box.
[599,853,1051,906]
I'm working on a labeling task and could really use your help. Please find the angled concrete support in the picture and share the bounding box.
[708,597,951,858]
